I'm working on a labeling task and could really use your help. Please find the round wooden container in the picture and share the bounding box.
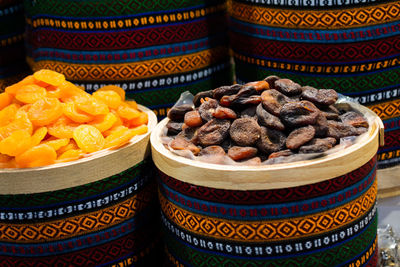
[151,103,384,266]
[0,106,160,266]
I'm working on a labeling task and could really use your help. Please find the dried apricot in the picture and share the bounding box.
[58,81,87,102]
[0,92,13,110]
[15,84,47,104]
[90,112,117,132]
[97,85,125,101]
[92,90,122,109]
[5,75,36,95]
[0,104,19,127]
[0,111,33,140]
[57,139,79,155]
[31,127,48,146]
[33,69,66,86]
[15,144,57,168]
[28,97,63,126]
[75,96,109,116]
[42,138,70,151]
[73,125,105,153]
[46,86,62,98]
[128,112,148,128]
[57,149,84,162]
[117,105,141,120]
[0,130,32,156]
[48,116,79,139]
[62,102,93,123]
[104,125,147,149]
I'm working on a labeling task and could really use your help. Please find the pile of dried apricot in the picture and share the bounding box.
[0,69,148,168]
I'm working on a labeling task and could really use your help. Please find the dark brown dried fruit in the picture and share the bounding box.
[301,86,338,106]
[299,138,337,154]
[256,127,286,155]
[197,119,230,146]
[239,157,261,165]
[212,106,237,120]
[166,121,183,136]
[198,146,226,164]
[286,125,315,149]
[230,118,261,146]
[167,104,194,121]
[184,110,203,127]
[220,86,261,107]
[280,101,320,127]
[275,79,302,96]
[198,98,219,122]
[268,149,293,159]
[264,75,280,89]
[321,105,340,120]
[240,106,257,119]
[256,104,285,131]
[169,136,200,155]
[326,120,361,140]
[340,111,369,128]
[261,89,291,116]
[177,126,198,143]
[193,90,213,107]
[244,80,270,92]
[227,146,258,161]
[313,113,329,137]
[213,84,241,99]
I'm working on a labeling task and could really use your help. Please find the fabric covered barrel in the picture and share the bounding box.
[0,107,160,266]
[229,0,400,168]
[24,0,233,117]
[151,103,383,266]
[0,0,30,90]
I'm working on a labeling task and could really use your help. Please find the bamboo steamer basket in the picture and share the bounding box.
[151,102,384,266]
[0,106,160,266]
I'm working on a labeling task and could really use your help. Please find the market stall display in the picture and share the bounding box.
[151,81,383,266]
[228,0,400,169]
[24,0,233,117]
[0,73,160,265]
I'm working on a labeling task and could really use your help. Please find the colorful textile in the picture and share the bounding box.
[229,0,400,168]
[159,156,378,266]
[0,0,30,90]
[0,159,162,266]
[24,0,233,117]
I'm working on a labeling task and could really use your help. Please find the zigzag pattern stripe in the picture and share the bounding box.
[159,180,377,242]
[27,46,229,81]
[229,1,400,29]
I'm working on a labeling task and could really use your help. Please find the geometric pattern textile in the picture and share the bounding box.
[157,154,378,266]
[24,0,233,118]
[0,0,30,90]
[0,158,162,266]
[229,0,400,168]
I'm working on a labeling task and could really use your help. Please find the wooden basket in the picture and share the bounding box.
[0,106,161,266]
[151,102,384,266]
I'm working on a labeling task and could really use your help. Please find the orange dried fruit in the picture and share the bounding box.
[5,75,36,95]
[73,125,105,153]
[98,85,125,101]
[0,111,33,140]
[62,102,93,123]
[58,81,87,102]
[33,69,66,86]
[104,125,147,149]
[31,127,48,146]
[90,112,117,132]
[0,92,13,110]
[46,86,62,98]
[15,144,57,168]
[125,100,138,109]
[48,116,79,139]
[128,112,148,128]
[92,90,122,109]
[110,110,123,128]
[0,129,32,156]
[117,105,140,120]
[0,153,12,163]
[0,104,19,127]
[57,149,84,162]
[75,96,109,116]
[28,97,63,126]
[15,84,47,104]
[57,139,79,155]
[42,138,69,151]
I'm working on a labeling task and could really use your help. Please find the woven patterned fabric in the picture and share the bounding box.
[0,0,30,90]
[24,0,233,118]
[229,0,400,168]
[158,156,378,266]
[0,159,162,266]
